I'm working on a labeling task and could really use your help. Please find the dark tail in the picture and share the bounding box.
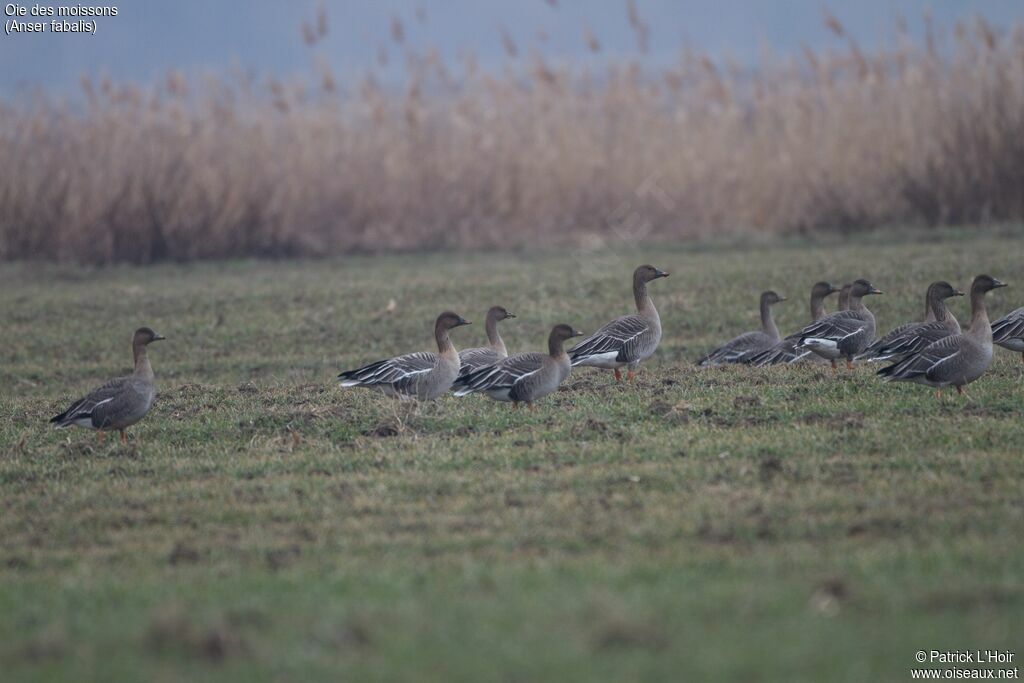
[876,363,897,379]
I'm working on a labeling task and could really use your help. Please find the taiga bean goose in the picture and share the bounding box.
[456,306,515,381]
[797,279,883,369]
[454,324,582,407]
[50,327,165,443]
[569,265,669,381]
[697,291,786,366]
[857,281,963,362]
[338,311,470,401]
[991,306,1024,362]
[747,282,840,366]
[878,275,1007,397]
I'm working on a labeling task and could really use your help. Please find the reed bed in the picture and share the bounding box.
[1,13,1022,264]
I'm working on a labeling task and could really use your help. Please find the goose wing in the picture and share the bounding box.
[992,307,1024,344]
[868,321,956,361]
[457,347,504,378]
[746,335,812,366]
[877,335,962,382]
[569,315,649,366]
[50,376,130,427]
[339,351,438,388]
[856,322,918,360]
[697,331,771,366]
[454,353,546,396]
[798,313,867,344]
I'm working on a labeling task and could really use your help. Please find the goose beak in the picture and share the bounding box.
[953,290,965,297]
[656,270,670,278]
[152,333,166,341]
[572,329,584,337]
[458,319,472,327]
[505,313,517,319]
[993,279,1008,289]
[869,287,884,295]
[778,296,787,302]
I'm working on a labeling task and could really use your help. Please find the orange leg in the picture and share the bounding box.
[955,385,967,397]
[119,430,127,444]
[527,402,536,412]
[846,359,854,371]
[627,370,636,382]
[1020,352,1023,364]
[935,389,943,400]
[830,360,837,371]
[613,368,622,382]
[96,430,106,443]
[512,401,520,410]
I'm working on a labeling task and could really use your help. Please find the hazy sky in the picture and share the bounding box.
[2,0,1021,93]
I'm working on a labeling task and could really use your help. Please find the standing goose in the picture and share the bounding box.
[50,327,165,443]
[456,306,515,381]
[338,311,470,401]
[569,264,669,381]
[746,281,840,366]
[878,275,1007,397]
[697,291,786,366]
[454,324,582,407]
[857,281,963,362]
[991,307,1024,362]
[797,279,883,369]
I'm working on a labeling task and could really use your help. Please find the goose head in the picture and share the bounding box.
[436,311,472,330]
[811,281,840,300]
[133,327,165,345]
[851,279,883,298]
[927,281,965,301]
[550,324,584,343]
[972,274,1008,295]
[487,306,516,322]
[634,264,670,283]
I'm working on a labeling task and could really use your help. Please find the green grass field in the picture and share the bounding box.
[2,230,1023,682]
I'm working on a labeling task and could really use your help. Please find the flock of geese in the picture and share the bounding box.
[50,265,1022,443]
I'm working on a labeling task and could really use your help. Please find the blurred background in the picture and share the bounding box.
[2,0,1022,263]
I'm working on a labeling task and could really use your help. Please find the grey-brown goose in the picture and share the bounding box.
[878,275,1007,396]
[50,327,165,443]
[569,265,669,381]
[338,311,470,401]
[991,307,1024,362]
[797,279,883,369]
[857,281,963,361]
[456,306,515,381]
[454,324,582,407]
[746,282,840,366]
[697,291,786,366]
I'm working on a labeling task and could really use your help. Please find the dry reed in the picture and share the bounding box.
[1,13,1022,264]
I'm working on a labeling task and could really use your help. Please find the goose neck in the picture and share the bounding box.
[133,343,154,381]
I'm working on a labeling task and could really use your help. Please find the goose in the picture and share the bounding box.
[856,281,963,362]
[697,291,786,366]
[991,307,1024,362]
[457,306,515,381]
[878,275,1007,397]
[50,327,165,443]
[569,264,669,381]
[454,324,582,407]
[797,279,883,369]
[338,311,470,400]
[746,281,840,366]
